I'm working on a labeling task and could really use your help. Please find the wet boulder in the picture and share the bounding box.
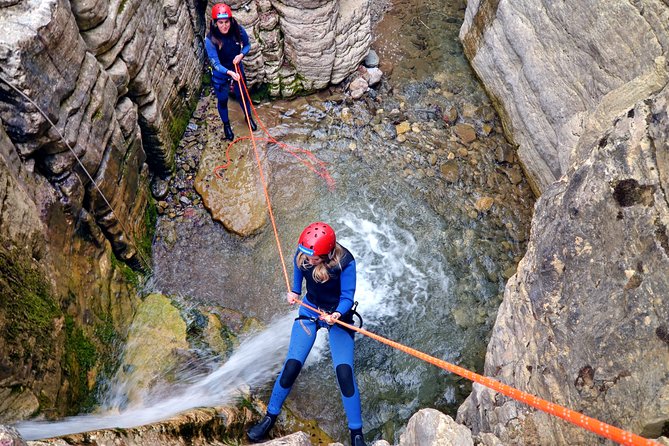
[194,98,268,237]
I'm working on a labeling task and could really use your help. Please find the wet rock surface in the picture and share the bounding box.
[194,98,270,237]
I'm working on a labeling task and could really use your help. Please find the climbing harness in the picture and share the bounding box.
[295,301,363,330]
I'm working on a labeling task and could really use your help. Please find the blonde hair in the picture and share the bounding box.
[297,244,345,283]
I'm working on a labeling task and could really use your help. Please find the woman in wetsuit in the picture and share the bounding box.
[205,3,257,141]
[247,222,367,446]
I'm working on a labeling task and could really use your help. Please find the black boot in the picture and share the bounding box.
[246,115,257,131]
[350,428,367,446]
[247,414,277,443]
[223,121,234,141]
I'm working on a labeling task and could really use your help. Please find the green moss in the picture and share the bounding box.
[94,315,118,346]
[110,251,141,287]
[0,247,61,360]
[63,315,98,413]
[118,0,128,14]
[201,69,212,88]
[278,68,309,98]
[169,112,190,149]
[168,88,199,150]
[137,196,157,262]
[0,245,128,417]
[250,83,271,103]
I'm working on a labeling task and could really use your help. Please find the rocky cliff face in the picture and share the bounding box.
[459,0,669,195]
[458,1,669,444]
[224,0,371,97]
[1,0,205,262]
[0,0,205,421]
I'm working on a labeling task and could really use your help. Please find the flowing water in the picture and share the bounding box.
[16,0,536,443]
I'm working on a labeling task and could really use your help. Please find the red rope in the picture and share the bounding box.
[213,66,334,189]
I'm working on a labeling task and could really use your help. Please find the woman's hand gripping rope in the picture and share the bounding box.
[286,293,339,325]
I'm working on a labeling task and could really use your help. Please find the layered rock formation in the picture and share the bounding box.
[229,0,372,97]
[460,0,669,195]
[0,0,204,421]
[458,1,669,444]
[0,0,205,262]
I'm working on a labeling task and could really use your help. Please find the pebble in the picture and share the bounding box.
[396,121,411,135]
[475,197,495,212]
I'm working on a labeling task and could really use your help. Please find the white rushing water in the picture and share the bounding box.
[15,212,446,441]
[16,313,295,441]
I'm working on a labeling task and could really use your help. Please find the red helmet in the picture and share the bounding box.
[212,3,232,20]
[298,222,336,256]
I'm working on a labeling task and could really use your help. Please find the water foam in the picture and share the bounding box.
[16,313,294,441]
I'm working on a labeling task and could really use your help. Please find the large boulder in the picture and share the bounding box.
[399,409,474,446]
[193,98,268,236]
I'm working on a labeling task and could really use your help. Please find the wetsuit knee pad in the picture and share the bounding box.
[336,364,355,397]
[279,359,303,389]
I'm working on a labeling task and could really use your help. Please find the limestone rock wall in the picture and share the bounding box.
[0,0,204,421]
[219,0,371,97]
[457,84,669,444]
[458,1,669,443]
[0,0,205,262]
[459,0,669,195]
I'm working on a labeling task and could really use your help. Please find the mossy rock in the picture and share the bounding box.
[115,293,189,405]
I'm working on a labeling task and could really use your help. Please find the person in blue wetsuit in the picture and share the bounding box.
[247,222,367,446]
[205,3,257,141]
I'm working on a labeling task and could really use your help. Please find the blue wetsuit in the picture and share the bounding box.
[204,24,252,123]
[267,246,363,430]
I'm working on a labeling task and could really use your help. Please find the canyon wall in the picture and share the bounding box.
[458,1,669,443]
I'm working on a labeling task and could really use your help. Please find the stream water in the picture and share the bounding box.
[16,0,536,443]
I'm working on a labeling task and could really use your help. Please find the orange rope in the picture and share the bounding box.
[225,63,291,292]
[294,300,658,446]
[213,65,335,189]
[217,63,656,446]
